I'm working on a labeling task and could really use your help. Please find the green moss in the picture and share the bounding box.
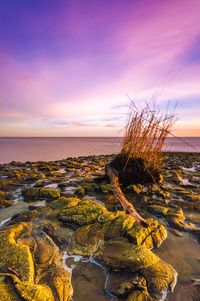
[100,184,112,193]
[0,281,22,301]
[126,291,153,301]
[23,187,60,201]
[67,223,105,256]
[94,239,159,272]
[0,223,35,282]
[59,199,104,226]
[0,222,73,301]
[142,259,177,300]
[104,212,135,240]
[15,282,54,301]
[50,197,80,209]
[126,218,167,249]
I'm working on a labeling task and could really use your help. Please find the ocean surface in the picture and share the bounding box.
[0,137,199,164]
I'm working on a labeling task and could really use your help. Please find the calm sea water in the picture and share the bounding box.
[0,137,199,164]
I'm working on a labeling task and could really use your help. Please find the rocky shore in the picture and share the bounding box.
[0,153,199,301]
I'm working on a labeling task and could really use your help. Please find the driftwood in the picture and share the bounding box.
[106,165,146,223]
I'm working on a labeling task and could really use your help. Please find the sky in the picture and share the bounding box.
[0,0,200,137]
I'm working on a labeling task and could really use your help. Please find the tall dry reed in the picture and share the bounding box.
[120,101,176,171]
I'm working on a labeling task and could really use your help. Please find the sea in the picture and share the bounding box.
[0,137,199,164]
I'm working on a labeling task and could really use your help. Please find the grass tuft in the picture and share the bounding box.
[120,101,176,172]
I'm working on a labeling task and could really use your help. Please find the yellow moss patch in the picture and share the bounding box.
[0,223,34,282]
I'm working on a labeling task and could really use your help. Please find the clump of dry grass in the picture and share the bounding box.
[120,101,176,172]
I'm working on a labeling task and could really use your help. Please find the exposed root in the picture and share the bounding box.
[106,165,146,223]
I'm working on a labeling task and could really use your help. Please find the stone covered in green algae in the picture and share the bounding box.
[105,271,147,298]
[142,259,177,300]
[22,187,60,201]
[0,222,73,301]
[103,211,136,240]
[93,239,160,272]
[149,205,186,227]
[67,222,105,256]
[126,291,153,301]
[100,183,112,193]
[0,223,34,282]
[59,199,106,226]
[2,152,198,300]
[50,197,80,209]
[126,218,167,249]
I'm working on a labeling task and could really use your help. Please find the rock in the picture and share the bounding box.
[105,271,147,297]
[67,222,105,256]
[0,191,14,208]
[0,222,73,301]
[0,199,14,208]
[22,187,60,201]
[130,184,143,194]
[104,212,135,240]
[75,183,96,196]
[126,291,153,301]
[94,239,159,272]
[126,218,167,249]
[9,210,39,224]
[50,197,80,209]
[0,223,34,282]
[142,259,177,300]
[100,183,112,193]
[59,199,105,226]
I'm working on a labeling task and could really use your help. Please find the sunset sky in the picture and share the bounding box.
[0,0,200,137]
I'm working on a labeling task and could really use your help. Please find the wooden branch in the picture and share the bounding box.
[106,165,146,223]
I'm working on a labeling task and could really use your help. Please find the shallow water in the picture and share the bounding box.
[0,201,29,224]
[71,261,110,301]
[155,231,200,301]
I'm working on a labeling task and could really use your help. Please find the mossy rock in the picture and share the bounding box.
[100,184,112,193]
[75,183,96,196]
[67,222,106,256]
[22,187,60,201]
[94,239,159,272]
[50,197,80,209]
[142,259,177,300]
[104,212,136,240]
[149,205,185,224]
[94,239,177,300]
[126,291,153,301]
[59,199,104,226]
[0,223,34,282]
[0,222,73,301]
[105,271,147,298]
[9,210,39,224]
[126,218,167,249]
